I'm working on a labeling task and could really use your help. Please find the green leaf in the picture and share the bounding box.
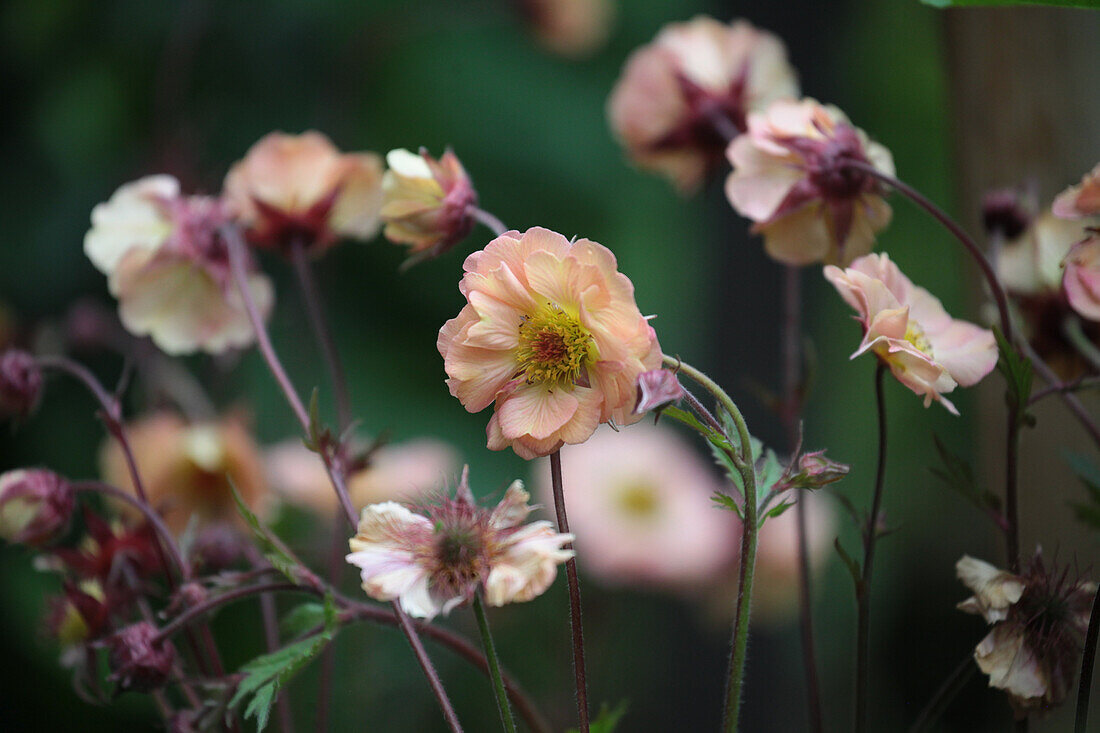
[923,0,1099,7]
[711,491,744,519]
[764,500,795,520]
[568,701,628,733]
[230,594,338,731]
[929,433,1003,517]
[993,326,1034,426]
[280,602,327,639]
[229,480,304,584]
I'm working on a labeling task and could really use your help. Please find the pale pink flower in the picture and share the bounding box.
[83,176,274,355]
[725,98,895,266]
[1053,163,1100,219]
[223,131,383,254]
[519,0,616,58]
[1062,232,1100,322]
[633,368,685,414]
[380,148,477,262]
[824,253,997,414]
[265,438,459,516]
[534,423,737,590]
[607,17,798,192]
[439,227,661,459]
[346,468,573,619]
[998,211,1089,298]
[750,493,832,623]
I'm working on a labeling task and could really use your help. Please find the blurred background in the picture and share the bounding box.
[1,0,1098,731]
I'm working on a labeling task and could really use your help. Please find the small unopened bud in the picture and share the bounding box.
[0,350,43,418]
[982,189,1031,240]
[188,522,247,573]
[0,469,74,546]
[104,622,176,693]
[787,451,849,490]
[634,368,686,414]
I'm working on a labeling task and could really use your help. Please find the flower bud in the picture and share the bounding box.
[634,368,685,414]
[380,148,477,263]
[0,350,43,418]
[787,451,849,490]
[104,622,176,693]
[0,469,74,546]
[982,189,1031,240]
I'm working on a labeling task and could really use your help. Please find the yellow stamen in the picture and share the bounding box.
[515,305,595,387]
[905,322,933,357]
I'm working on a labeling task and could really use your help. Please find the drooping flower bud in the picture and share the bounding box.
[0,469,74,546]
[634,368,686,414]
[0,350,43,418]
[786,451,850,490]
[380,148,478,264]
[104,622,176,693]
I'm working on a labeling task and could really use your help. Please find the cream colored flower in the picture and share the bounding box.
[380,148,477,262]
[998,211,1091,297]
[1053,163,1100,219]
[956,555,1026,623]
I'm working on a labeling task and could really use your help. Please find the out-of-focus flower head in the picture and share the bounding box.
[982,188,1033,241]
[99,412,268,535]
[824,253,997,414]
[0,469,74,546]
[439,227,661,458]
[84,175,274,355]
[0,350,43,418]
[1053,163,1100,219]
[534,423,736,591]
[346,466,573,619]
[103,622,176,693]
[751,493,833,623]
[518,0,616,58]
[223,131,383,255]
[726,99,894,266]
[46,580,110,648]
[50,506,163,586]
[265,437,460,516]
[633,368,686,414]
[1062,231,1100,322]
[380,148,477,264]
[957,552,1095,716]
[608,17,798,192]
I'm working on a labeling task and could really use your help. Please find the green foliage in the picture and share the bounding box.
[279,602,328,639]
[923,0,1099,6]
[229,481,305,584]
[930,433,1003,518]
[567,701,628,733]
[229,594,339,731]
[1066,451,1100,531]
[994,327,1036,428]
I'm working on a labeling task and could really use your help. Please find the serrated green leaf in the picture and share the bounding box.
[568,701,628,733]
[230,480,303,584]
[923,0,1098,6]
[711,492,744,519]
[994,327,1034,425]
[764,500,795,520]
[280,602,327,639]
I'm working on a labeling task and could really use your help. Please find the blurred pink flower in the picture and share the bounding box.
[824,253,997,414]
[439,227,661,459]
[223,131,383,254]
[84,176,274,355]
[346,468,573,619]
[998,212,1089,299]
[380,148,477,262]
[725,99,894,266]
[265,438,460,516]
[1053,163,1100,219]
[1062,232,1100,322]
[750,493,833,623]
[519,0,616,58]
[607,17,798,192]
[534,423,737,590]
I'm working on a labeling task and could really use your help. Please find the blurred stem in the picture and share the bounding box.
[1019,339,1100,449]
[550,450,590,733]
[223,224,462,732]
[472,594,517,733]
[1063,316,1100,374]
[907,653,976,732]
[1076,584,1100,733]
[1005,410,1021,573]
[469,206,507,237]
[855,364,888,733]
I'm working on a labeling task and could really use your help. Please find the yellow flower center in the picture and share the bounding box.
[616,481,660,518]
[905,322,933,357]
[515,306,595,387]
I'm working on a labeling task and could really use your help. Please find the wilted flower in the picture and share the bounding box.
[223,131,384,254]
[726,99,895,266]
[266,438,459,516]
[824,253,998,414]
[535,423,737,590]
[103,622,176,693]
[100,412,268,534]
[607,17,798,191]
[1062,233,1100,322]
[439,227,661,458]
[518,0,616,58]
[633,368,685,414]
[84,175,274,355]
[957,553,1095,715]
[1053,163,1100,219]
[0,469,74,546]
[380,148,477,263]
[0,349,43,418]
[346,467,573,619]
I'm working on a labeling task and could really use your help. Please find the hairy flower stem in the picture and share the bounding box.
[907,653,976,733]
[224,225,463,732]
[550,450,590,733]
[661,356,758,732]
[1076,584,1100,733]
[469,206,508,237]
[855,364,888,733]
[473,594,518,733]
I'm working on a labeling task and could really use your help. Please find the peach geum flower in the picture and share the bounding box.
[223,130,383,255]
[519,0,616,58]
[534,423,737,590]
[607,16,798,192]
[438,227,662,458]
[1053,163,1100,219]
[84,175,274,355]
[100,411,268,534]
[824,253,997,414]
[346,467,573,619]
[725,98,895,266]
[1062,231,1100,322]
